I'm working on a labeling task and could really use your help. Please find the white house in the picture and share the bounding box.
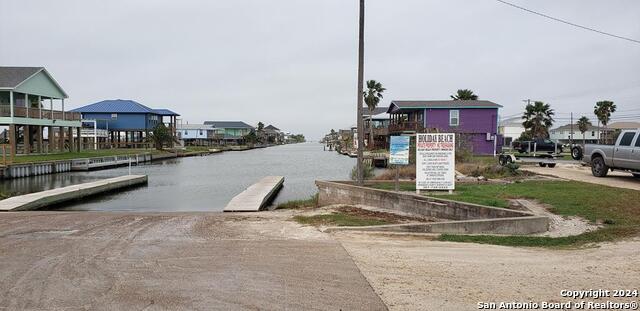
[498,117,525,146]
[550,123,599,144]
[176,124,221,145]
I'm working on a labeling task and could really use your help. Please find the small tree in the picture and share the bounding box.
[450,89,478,100]
[576,116,592,147]
[594,100,616,143]
[147,123,174,150]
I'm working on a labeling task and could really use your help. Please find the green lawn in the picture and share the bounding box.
[276,194,318,209]
[370,181,640,247]
[9,149,169,164]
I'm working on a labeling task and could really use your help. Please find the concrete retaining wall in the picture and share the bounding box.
[316,181,533,220]
[1,161,72,179]
[323,216,549,235]
[315,181,549,235]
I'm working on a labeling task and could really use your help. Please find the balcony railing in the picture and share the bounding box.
[389,122,425,132]
[0,105,81,121]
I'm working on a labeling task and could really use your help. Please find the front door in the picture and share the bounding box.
[613,131,637,168]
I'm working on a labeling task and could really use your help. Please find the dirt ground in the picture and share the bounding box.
[523,163,640,190]
[2,206,639,310]
[335,232,640,311]
[0,211,385,310]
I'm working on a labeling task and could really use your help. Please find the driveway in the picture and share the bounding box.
[0,211,386,310]
[523,163,640,191]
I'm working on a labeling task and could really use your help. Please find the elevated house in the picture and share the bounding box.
[0,66,82,157]
[71,99,179,147]
[386,100,502,155]
[363,106,390,149]
[498,116,526,146]
[263,125,284,144]
[176,124,222,146]
[203,121,254,145]
[550,123,599,144]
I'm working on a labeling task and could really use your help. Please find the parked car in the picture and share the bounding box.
[512,138,562,154]
[583,129,640,177]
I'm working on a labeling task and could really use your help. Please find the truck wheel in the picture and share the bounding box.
[571,146,583,160]
[591,156,609,177]
[633,173,640,179]
[547,163,557,168]
[498,155,507,166]
[538,162,547,167]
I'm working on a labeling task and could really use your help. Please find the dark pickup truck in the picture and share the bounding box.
[512,138,562,154]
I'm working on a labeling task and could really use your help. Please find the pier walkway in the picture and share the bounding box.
[224,176,284,212]
[0,175,148,211]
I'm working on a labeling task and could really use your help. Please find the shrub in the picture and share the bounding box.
[350,164,375,181]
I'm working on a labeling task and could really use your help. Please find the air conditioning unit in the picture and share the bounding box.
[486,133,494,141]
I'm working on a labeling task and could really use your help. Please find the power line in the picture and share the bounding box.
[495,0,640,45]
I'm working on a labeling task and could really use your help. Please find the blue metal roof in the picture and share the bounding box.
[71,99,179,116]
[152,108,180,116]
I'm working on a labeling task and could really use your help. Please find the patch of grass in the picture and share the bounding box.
[293,213,391,227]
[11,149,168,164]
[276,194,318,209]
[370,180,640,247]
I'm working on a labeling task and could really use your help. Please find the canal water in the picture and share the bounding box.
[1,143,356,212]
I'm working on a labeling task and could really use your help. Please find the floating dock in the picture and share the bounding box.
[0,175,148,211]
[224,176,285,212]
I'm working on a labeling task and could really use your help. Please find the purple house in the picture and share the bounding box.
[386,100,503,155]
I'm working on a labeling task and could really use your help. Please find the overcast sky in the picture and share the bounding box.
[1,0,639,139]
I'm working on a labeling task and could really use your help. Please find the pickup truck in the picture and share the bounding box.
[583,129,640,177]
[512,138,562,154]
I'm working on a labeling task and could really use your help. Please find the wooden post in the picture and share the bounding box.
[37,125,43,153]
[9,124,16,160]
[395,165,400,192]
[76,127,81,152]
[68,127,74,153]
[24,125,31,154]
[48,126,54,152]
[58,126,65,151]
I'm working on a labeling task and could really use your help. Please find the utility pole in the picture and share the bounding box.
[570,112,573,145]
[356,0,365,185]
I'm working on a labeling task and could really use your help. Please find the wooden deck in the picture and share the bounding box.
[0,175,148,211]
[224,176,285,212]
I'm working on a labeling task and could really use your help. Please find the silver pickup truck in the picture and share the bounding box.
[583,129,640,177]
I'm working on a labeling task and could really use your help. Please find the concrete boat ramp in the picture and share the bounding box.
[224,176,285,212]
[0,175,148,211]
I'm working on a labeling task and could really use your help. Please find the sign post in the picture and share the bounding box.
[389,135,410,191]
[416,133,455,194]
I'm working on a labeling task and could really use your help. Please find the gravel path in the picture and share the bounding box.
[523,164,640,190]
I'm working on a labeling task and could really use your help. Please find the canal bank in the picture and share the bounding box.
[1,143,355,211]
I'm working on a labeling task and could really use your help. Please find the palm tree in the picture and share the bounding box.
[450,89,478,100]
[363,80,386,149]
[522,101,554,139]
[576,116,592,147]
[594,101,616,143]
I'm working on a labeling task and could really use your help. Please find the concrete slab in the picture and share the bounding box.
[224,176,284,212]
[0,212,386,310]
[0,175,147,211]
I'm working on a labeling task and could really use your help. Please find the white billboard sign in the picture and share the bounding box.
[416,133,455,190]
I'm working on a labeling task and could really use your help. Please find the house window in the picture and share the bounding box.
[111,113,117,119]
[449,110,459,126]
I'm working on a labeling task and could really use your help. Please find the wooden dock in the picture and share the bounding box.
[0,175,148,211]
[224,176,285,212]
